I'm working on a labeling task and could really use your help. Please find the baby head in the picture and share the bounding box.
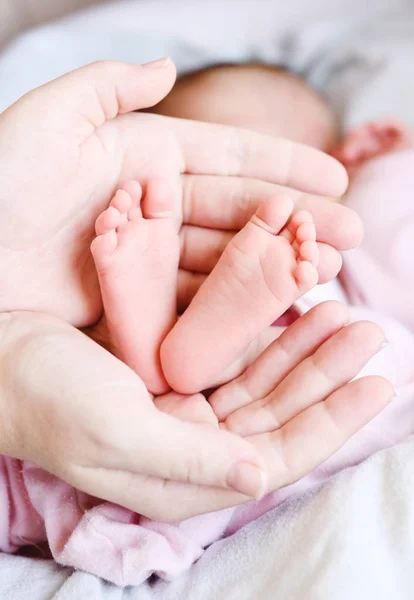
[152,63,338,151]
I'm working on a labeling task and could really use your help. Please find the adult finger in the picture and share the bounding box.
[181,175,363,250]
[67,465,240,522]
[5,311,268,502]
[179,226,341,283]
[252,376,394,491]
[177,269,206,313]
[179,226,233,274]
[225,321,386,436]
[79,376,393,521]
[86,395,268,499]
[19,59,176,134]
[171,119,348,197]
[210,301,350,420]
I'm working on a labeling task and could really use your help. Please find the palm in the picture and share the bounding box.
[0,110,184,326]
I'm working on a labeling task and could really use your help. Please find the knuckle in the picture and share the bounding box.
[308,353,334,386]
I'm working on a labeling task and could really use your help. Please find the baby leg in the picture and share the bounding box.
[91,180,179,394]
[161,195,319,394]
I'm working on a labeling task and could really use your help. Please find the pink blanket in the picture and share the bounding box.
[1,150,414,586]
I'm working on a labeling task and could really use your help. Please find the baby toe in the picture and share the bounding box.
[110,189,133,215]
[280,227,294,244]
[296,222,316,243]
[283,210,312,241]
[295,260,319,293]
[300,240,319,266]
[291,210,313,227]
[91,230,118,265]
[95,206,121,236]
[252,195,294,235]
[143,179,176,219]
[121,180,143,205]
[128,206,143,221]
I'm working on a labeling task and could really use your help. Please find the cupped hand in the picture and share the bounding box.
[0,311,268,518]
[0,59,359,326]
[130,302,395,519]
[164,301,395,518]
[0,305,393,523]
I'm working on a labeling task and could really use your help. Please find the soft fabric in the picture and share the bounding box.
[0,0,106,50]
[341,149,414,329]
[3,435,414,599]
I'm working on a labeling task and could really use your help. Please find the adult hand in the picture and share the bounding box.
[0,59,359,326]
[0,312,268,509]
[0,306,393,522]
[166,301,394,518]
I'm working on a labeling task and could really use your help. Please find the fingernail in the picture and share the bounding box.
[143,57,171,69]
[227,462,268,500]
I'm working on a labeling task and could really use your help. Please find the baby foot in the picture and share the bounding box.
[161,195,319,394]
[91,179,179,395]
[331,118,412,172]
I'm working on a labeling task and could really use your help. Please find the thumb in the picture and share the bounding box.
[23,58,176,131]
[102,400,268,501]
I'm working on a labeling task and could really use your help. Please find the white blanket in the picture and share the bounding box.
[1,0,414,597]
[2,437,414,599]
